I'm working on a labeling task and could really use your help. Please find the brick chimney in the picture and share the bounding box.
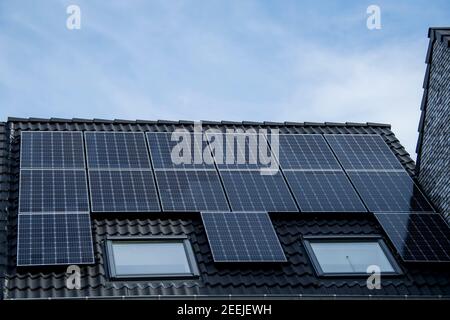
[416,28,450,221]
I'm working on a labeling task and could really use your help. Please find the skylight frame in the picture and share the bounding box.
[105,236,200,280]
[303,235,403,277]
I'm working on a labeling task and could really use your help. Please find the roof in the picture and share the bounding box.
[416,27,450,169]
[2,117,450,299]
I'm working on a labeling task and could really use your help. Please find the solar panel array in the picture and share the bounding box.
[324,134,435,213]
[323,134,447,262]
[375,213,450,262]
[201,212,286,262]
[273,134,366,213]
[205,132,299,212]
[85,132,161,212]
[147,132,229,212]
[18,131,94,266]
[17,130,443,266]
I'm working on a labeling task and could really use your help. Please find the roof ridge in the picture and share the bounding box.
[6,117,392,128]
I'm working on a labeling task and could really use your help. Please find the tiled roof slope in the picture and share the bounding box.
[4,118,450,299]
[416,28,450,221]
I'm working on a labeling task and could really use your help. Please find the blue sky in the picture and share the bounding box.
[1,1,449,157]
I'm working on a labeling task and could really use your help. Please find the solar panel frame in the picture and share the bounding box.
[324,134,405,171]
[284,171,367,213]
[201,211,287,262]
[17,212,95,266]
[375,213,450,262]
[20,131,86,169]
[347,171,435,213]
[85,132,152,169]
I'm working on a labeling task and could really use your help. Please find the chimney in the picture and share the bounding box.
[416,27,450,221]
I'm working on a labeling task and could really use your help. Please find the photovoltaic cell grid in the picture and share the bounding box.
[375,213,450,262]
[220,171,298,212]
[284,171,366,212]
[147,132,215,170]
[348,171,435,213]
[17,213,94,266]
[85,132,151,169]
[85,132,161,212]
[89,170,161,212]
[155,170,230,212]
[324,134,404,171]
[19,170,89,214]
[276,135,341,170]
[18,131,94,266]
[20,131,85,169]
[201,212,286,262]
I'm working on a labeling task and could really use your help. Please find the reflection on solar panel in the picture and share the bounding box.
[147,132,214,169]
[284,171,366,212]
[277,134,341,170]
[20,131,85,169]
[17,213,94,266]
[19,170,89,213]
[89,170,160,212]
[348,171,434,212]
[155,170,230,212]
[201,211,286,262]
[220,171,298,212]
[324,134,404,171]
[375,213,450,262]
[85,132,151,169]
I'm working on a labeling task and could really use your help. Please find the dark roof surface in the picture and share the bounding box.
[2,117,450,299]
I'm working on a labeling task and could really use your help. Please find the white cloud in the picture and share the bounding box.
[276,40,427,158]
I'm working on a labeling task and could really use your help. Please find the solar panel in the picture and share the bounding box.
[155,170,230,212]
[348,171,435,213]
[17,213,94,266]
[375,213,450,262]
[147,132,215,170]
[284,171,367,212]
[19,170,89,214]
[205,132,274,170]
[85,132,151,169]
[220,171,298,212]
[324,134,404,171]
[276,134,341,170]
[89,170,161,212]
[20,131,85,169]
[201,211,286,262]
